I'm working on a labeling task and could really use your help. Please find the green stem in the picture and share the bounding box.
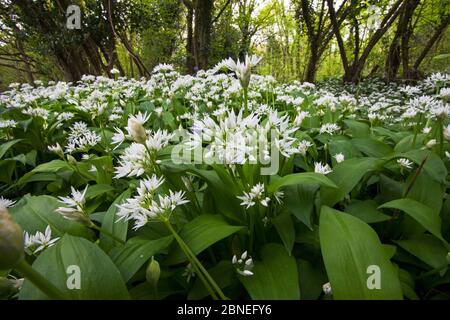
[15,259,67,300]
[164,221,227,300]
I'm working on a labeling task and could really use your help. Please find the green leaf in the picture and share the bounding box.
[394,234,448,271]
[111,236,174,282]
[395,150,447,183]
[239,243,300,299]
[268,172,337,193]
[321,157,383,207]
[343,120,370,137]
[19,235,129,299]
[352,138,393,158]
[319,206,403,299]
[344,200,391,223]
[85,184,115,200]
[0,139,22,159]
[272,212,296,254]
[379,198,446,243]
[283,183,318,229]
[166,215,245,265]
[297,259,327,300]
[18,160,72,185]
[99,189,132,252]
[9,195,91,239]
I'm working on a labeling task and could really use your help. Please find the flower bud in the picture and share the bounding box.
[146,256,160,288]
[128,118,147,143]
[66,155,77,165]
[0,208,24,269]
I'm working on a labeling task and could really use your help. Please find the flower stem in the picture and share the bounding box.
[14,259,67,300]
[164,221,227,300]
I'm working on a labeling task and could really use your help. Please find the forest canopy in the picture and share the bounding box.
[0,0,449,88]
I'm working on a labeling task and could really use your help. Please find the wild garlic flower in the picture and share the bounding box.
[0,119,17,129]
[237,183,270,209]
[232,251,254,277]
[65,121,101,154]
[319,123,340,135]
[0,197,16,210]
[298,140,313,156]
[114,129,173,178]
[220,55,261,89]
[116,175,189,229]
[314,162,333,175]
[397,158,413,170]
[55,186,92,226]
[127,112,150,143]
[24,226,60,254]
[48,143,64,157]
[322,282,332,295]
[443,124,450,141]
[333,153,345,163]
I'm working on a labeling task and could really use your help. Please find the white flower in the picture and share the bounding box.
[444,125,450,141]
[24,226,60,254]
[55,186,92,225]
[232,251,254,277]
[333,153,345,163]
[323,282,332,295]
[426,139,437,149]
[0,196,16,210]
[237,183,268,209]
[110,68,120,75]
[397,158,413,169]
[111,127,126,149]
[298,140,313,156]
[314,162,333,175]
[116,175,189,229]
[220,54,261,89]
[48,143,64,157]
[320,123,340,135]
[127,112,150,143]
[422,127,431,134]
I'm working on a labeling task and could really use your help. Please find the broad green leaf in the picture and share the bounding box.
[297,259,327,300]
[379,198,446,243]
[99,189,131,252]
[268,172,337,193]
[166,215,245,265]
[85,184,115,200]
[319,206,403,299]
[9,195,91,239]
[343,120,370,137]
[394,234,448,271]
[111,236,174,282]
[0,139,22,159]
[406,171,443,214]
[19,235,129,299]
[394,150,447,183]
[352,138,394,158]
[18,160,72,185]
[321,157,383,207]
[272,212,296,254]
[283,183,318,229]
[239,243,300,299]
[344,200,391,223]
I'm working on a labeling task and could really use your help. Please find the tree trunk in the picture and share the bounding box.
[194,0,214,70]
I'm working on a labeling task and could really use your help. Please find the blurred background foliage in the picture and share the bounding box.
[0,0,449,89]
